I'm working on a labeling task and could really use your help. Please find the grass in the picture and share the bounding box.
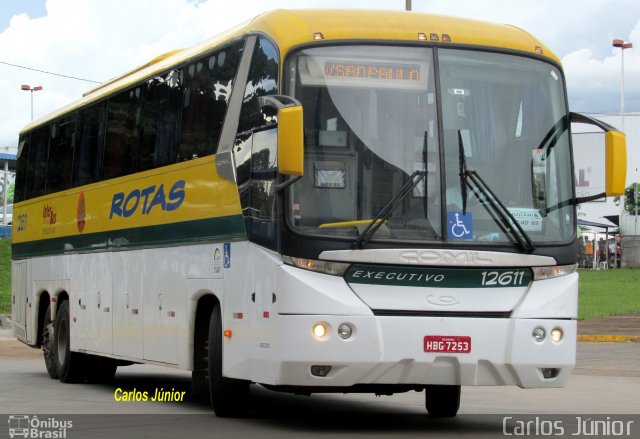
[0,238,11,315]
[0,239,637,320]
[578,268,640,320]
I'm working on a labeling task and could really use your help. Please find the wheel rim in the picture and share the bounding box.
[42,325,52,358]
[57,317,68,367]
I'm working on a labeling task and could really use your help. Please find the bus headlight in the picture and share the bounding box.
[550,327,564,343]
[337,323,353,340]
[532,327,546,342]
[312,322,328,339]
[284,256,350,276]
[532,264,577,281]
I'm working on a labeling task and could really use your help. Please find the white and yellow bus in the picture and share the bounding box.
[12,10,626,417]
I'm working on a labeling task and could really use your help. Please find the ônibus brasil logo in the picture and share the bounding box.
[7,415,73,438]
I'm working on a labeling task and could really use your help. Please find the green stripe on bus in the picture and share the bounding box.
[11,215,247,259]
[345,264,532,288]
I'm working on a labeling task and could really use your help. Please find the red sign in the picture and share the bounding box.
[424,335,471,353]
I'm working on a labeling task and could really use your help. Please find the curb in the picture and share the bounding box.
[577,334,640,343]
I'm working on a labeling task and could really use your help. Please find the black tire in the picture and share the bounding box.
[42,304,58,379]
[192,321,210,403]
[425,385,461,417]
[208,304,249,417]
[54,300,86,383]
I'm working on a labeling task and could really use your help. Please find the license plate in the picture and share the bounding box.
[424,336,471,353]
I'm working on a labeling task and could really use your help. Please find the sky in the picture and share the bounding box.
[1,0,639,151]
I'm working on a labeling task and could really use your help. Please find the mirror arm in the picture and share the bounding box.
[546,192,607,214]
[275,175,302,192]
[258,95,302,112]
[570,112,619,133]
[575,192,607,204]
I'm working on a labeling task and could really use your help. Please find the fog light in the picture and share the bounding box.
[312,323,328,339]
[541,368,559,379]
[532,327,545,342]
[550,328,564,343]
[337,323,353,340]
[311,365,332,377]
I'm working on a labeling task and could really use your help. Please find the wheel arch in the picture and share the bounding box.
[191,291,220,369]
[35,290,50,347]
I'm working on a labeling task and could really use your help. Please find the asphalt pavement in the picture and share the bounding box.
[577,312,640,342]
[1,312,638,438]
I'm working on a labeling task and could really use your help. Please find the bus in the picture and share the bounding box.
[12,9,626,417]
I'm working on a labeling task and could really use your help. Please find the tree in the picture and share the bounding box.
[0,182,13,206]
[622,183,639,215]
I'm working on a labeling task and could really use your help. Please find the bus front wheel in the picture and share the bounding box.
[208,304,249,417]
[425,384,461,417]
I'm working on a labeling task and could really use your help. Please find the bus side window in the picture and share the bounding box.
[26,127,49,199]
[73,101,107,187]
[14,135,29,203]
[179,41,243,161]
[138,70,182,171]
[45,114,76,194]
[234,37,280,249]
[103,87,142,180]
[237,36,279,134]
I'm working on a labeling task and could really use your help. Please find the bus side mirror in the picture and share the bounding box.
[604,130,626,196]
[570,112,627,196]
[259,95,304,177]
[277,106,304,176]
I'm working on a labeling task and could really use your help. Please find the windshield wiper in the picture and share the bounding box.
[457,131,536,253]
[354,169,427,249]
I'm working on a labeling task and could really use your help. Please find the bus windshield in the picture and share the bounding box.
[286,45,574,246]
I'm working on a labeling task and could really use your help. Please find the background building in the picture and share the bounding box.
[572,112,639,266]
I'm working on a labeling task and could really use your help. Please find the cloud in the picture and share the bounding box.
[563,18,640,113]
[0,0,389,148]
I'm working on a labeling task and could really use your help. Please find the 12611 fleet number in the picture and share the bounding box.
[480,270,527,287]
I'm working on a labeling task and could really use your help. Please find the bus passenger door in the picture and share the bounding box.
[78,253,113,355]
[112,251,144,359]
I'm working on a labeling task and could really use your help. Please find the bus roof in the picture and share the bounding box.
[20,9,559,134]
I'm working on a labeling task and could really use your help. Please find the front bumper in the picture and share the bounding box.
[248,315,575,389]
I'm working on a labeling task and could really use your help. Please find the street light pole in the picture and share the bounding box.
[612,39,633,133]
[612,39,635,238]
[20,84,43,122]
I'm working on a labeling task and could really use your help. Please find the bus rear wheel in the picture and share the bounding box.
[42,304,58,379]
[54,300,86,383]
[208,304,249,417]
[425,385,461,417]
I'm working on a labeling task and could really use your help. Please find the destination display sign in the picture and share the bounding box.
[324,61,421,81]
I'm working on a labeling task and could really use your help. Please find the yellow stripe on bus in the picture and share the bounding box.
[12,155,242,244]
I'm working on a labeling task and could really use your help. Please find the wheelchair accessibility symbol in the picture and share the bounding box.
[447,212,473,240]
